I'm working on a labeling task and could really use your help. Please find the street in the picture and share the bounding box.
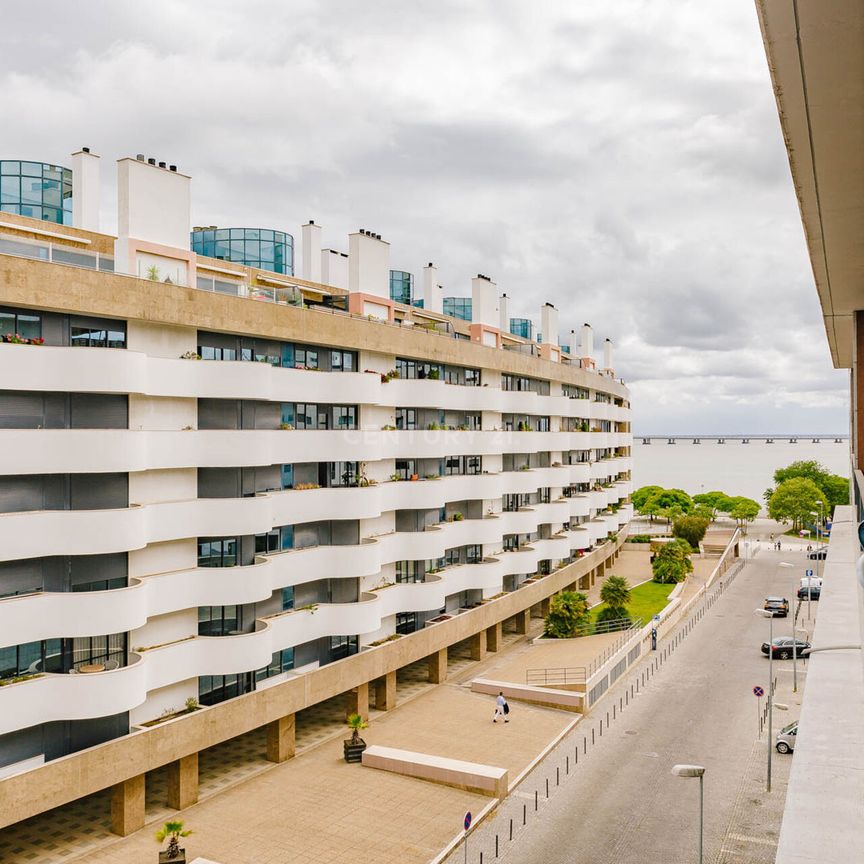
[452,544,811,864]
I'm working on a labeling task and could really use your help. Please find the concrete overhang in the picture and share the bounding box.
[756,0,864,369]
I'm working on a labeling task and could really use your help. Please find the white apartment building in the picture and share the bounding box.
[0,149,632,833]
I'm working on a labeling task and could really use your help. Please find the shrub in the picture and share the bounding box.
[543,591,591,638]
[596,604,631,629]
[652,539,693,584]
[672,515,710,550]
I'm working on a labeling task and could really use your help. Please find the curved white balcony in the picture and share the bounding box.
[566,495,591,518]
[0,654,148,736]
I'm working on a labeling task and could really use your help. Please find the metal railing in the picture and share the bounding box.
[525,666,586,686]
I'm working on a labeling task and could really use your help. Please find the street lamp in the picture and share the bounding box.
[755,592,787,794]
[671,764,706,864]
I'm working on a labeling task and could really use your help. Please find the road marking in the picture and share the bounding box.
[727,832,779,848]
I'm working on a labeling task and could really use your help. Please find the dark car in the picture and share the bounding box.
[807,549,827,560]
[761,637,811,659]
[763,596,789,617]
[798,584,822,601]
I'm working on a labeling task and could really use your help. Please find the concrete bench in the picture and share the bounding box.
[361,744,508,798]
[470,678,584,712]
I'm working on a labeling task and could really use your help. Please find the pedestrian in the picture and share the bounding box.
[493,691,509,723]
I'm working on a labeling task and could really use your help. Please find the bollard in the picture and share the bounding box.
[510,819,513,841]
[566,755,570,774]
[557,766,560,786]
[600,721,603,738]
[535,790,538,811]
[546,777,549,798]
[613,704,616,720]
[523,804,527,825]
[606,711,610,726]
[495,835,499,858]
[480,853,483,864]
[592,728,595,745]
[620,696,623,711]
[583,735,587,754]
[626,690,629,706]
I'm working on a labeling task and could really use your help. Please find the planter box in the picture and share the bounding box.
[159,850,186,864]
[344,738,367,763]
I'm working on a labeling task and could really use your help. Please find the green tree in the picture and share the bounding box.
[600,575,631,609]
[672,514,710,549]
[728,496,760,526]
[651,539,693,584]
[596,604,632,629]
[543,591,591,638]
[633,485,664,513]
[645,488,694,523]
[768,460,848,513]
[692,491,730,520]
[768,478,828,530]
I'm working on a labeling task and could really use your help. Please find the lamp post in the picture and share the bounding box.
[671,764,706,864]
[755,605,778,792]
[809,508,824,622]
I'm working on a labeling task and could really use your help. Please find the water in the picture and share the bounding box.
[632,439,850,503]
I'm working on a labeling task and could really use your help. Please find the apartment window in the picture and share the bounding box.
[0,639,60,678]
[255,530,280,554]
[443,455,480,476]
[396,560,426,583]
[281,586,295,610]
[70,318,126,349]
[464,368,480,386]
[503,534,519,551]
[396,612,417,635]
[197,537,238,568]
[395,408,417,430]
[330,349,356,372]
[0,307,41,341]
[199,673,252,706]
[329,635,358,661]
[294,346,319,369]
[321,461,358,488]
[503,493,529,512]
[72,633,126,669]
[71,576,126,592]
[199,345,236,361]
[539,487,551,504]
[464,413,482,431]
[395,358,442,380]
[294,403,327,430]
[332,405,358,430]
[255,648,295,683]
[198,605,239,636]
[394,459,415,480]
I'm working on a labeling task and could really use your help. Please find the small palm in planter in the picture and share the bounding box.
[156,820,191,863]
[343,712,368,763]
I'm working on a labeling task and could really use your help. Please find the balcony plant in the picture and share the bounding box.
[427,368,440,380]
[2,333,44,345]
[179,350,201,360]
[344,712,368,763]
[451,511,464,521]
[156,820,191,863]
[279,423,294,430]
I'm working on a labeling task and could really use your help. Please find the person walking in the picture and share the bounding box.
[493,691,509,723]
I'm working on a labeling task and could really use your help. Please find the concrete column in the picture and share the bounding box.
[374,671,397,711]
[167,753,198,810]
[486,622,503,652]
[110,774,145,836]
[566,581,577,592]
[469,630,487,661]
[345,682,370,720]
[427,648,448,683]
[540,596,552,617]
[513,610,530,634]
[266,714,296,763]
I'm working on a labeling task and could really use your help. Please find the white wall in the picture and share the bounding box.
[321,249,349,289]
[471,277,498,327]
[348,232,390,298]
[117,158,191,249]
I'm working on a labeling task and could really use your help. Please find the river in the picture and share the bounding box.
[631,438,850,503]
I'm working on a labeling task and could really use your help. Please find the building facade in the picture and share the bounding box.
[190,226,294,275]
[0,149,632,832]
[0,159,73,225]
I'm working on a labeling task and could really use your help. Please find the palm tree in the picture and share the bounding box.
[600,575,631,609]
[346,712,367,745]
[156,821,191,859]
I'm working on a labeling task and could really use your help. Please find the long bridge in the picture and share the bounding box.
[638,435,849,445]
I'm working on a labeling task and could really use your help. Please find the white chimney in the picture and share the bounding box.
[348,230,390,299]
[498,293,509,333]
[301,221,322,283]
[603,338,614,371]
[580,323,594,361]
[117,156,190,249]
[540,303,559,346]
[71,148,100,232]
[569,329,579,355]
[471,274,498,327]
[320,248,349,290]
[422,263,442,313]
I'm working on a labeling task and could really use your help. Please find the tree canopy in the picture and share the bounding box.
[599,575,631,610]
[543,591,591,638]
[633,487,694,522]
[765,461,847,513]
[727,496,760,525]
[651,539,693,584]
[767,477,828,530]
[672,514,710,549]
[632,485,663,511]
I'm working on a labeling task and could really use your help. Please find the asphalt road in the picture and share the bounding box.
[457,546,809,864]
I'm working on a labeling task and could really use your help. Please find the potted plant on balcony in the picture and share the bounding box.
[343,712,368,763]
[156,820,191,863]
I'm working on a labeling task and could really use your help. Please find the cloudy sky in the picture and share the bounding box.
[1,0,849,434]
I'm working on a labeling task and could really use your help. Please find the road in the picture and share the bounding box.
[453,546,810,864]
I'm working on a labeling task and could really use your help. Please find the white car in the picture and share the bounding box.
[800,576,823,589]
[776,721,798,754]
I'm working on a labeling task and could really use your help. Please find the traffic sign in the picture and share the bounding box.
[806,569,813,577]
[753,686,764,698]
[463,811,472,831]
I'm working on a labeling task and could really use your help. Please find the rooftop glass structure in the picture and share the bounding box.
[0,161,72,225]
[443,297,472,321]
[509,318,534,340]
[191,227,294,275]
[389,270,413,305]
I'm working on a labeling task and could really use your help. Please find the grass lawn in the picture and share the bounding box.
[589,579,676,626]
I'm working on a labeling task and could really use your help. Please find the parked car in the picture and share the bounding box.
[761,637,811,659]
[798,584,821,601]
[776,721,798,753]
[800,576,823,589]
[807,549,828,560]
[763,596,789,617]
